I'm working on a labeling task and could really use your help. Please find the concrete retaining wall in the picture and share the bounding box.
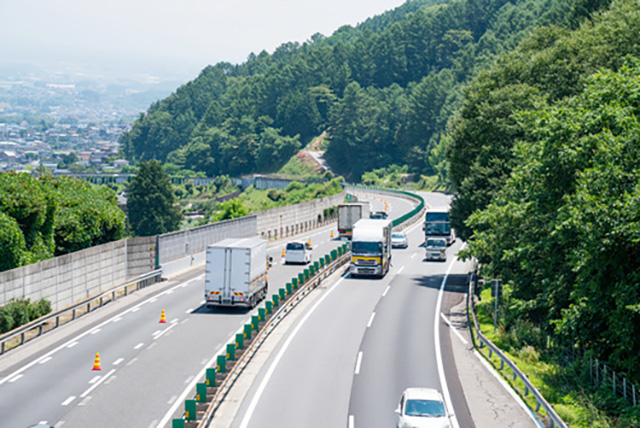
[0,191,344,311]
[256,191,345,240]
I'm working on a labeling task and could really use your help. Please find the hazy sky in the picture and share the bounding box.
[1,0,406,78]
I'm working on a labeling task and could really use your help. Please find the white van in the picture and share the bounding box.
[284,241,312,264]
[425,238,447,261]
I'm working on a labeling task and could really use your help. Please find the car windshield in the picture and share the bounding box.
[392,234,405,239]
[351,241,382,255]
[427,239,446,248]
[404,399,446,417]
[287,243,304,250]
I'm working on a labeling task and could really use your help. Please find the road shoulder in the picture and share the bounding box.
[446,298,539,428]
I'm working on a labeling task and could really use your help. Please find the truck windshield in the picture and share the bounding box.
[352,241,382,255]
[426,212,449,221]
[427,239,446,248]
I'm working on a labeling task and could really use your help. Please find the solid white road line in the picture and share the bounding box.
[382,285,391,297]
[61,396,76,406]
[238,274,347,428]
[354,352,363,375]
[9,374,23,383]
[113,358,124,366]
[80,369,115,398]
[367,312,376,328]
[67,342,78,348]
[349,415,355,428]
[440,313,468,345]
[434,245,463,428]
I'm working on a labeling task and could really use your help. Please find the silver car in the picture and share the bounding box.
[391,232,409,249]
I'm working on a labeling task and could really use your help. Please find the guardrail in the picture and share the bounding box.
[467,273,568,428]
[171,244,352,427]
[0,269,162,355]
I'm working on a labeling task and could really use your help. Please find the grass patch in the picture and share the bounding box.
[474,286,640,427]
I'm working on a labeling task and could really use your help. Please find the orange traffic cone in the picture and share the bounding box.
[282,248,285,257]
[308,238,312,247]
[92,352,102,371]
[330,230,334,238]
[159,309,167,323]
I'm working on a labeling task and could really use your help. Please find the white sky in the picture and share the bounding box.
[0,0,406,78]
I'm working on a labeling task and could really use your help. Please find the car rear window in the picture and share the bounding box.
[287,243,304,250]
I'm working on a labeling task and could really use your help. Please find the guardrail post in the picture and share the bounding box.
[217,355,226,373]
[266,301,272,314]
[314,261,320,272]
[279,288,285,300]
[286,283,292,295]
[236,333,244,350]
[172,419,185,428]
[272,294,279,307]
[206,368,216,387]
[251,315,260,331]
[226,343,236,361]
[298,273,304,284]
[197,383,207,403]
[185,399,196,421]
[244,324,252,339]
[292,278,298,288]
[258,307,266,321]
[325,255,330,265]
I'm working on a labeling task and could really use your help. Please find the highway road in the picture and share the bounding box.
[230,192,475,428]
[0,192,415,428]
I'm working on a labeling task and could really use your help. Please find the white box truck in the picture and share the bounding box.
[204,237,270,308]
[350,218,392,277]
[338,202,371,239]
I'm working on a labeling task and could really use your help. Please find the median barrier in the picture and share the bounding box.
[216,355,226,373]
[226,344,235,361]
[170,186,427,427]
[258,307,266,321]
[206,368,216,387]
[251,315,260,331]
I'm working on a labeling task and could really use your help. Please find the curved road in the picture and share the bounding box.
[0,192,414,428]
[229,192,475,428]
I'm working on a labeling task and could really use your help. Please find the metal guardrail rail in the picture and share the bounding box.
[0,269,162,355]
[345,185,426,230]
[467,273,568,428]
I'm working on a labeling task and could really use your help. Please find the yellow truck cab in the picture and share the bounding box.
[350,218,392,277]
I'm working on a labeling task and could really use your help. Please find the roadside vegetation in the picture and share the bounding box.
[450,0,640,424]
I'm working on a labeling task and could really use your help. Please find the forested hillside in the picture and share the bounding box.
[0,172,125,272]
[448,0,640,386]
[121,0,572,180]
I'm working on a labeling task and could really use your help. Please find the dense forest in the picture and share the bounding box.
[121,0,574,180]
[449,0,640,384]
[0,172,125,272]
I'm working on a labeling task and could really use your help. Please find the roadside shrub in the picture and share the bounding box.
[0,298,52,334]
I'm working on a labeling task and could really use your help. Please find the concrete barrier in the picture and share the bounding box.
[0,191,344,312]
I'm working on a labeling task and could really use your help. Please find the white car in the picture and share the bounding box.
[425,238,447,261]
[284,241,312,264]
[391,232,409,249]
[396,388,450,428]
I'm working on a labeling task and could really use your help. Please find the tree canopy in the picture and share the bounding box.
[127,160,183,236]
[120,0,575,181]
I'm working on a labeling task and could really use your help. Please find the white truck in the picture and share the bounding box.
[204,237,270,309]
[338,202,371,239]
[350,218,393,277]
